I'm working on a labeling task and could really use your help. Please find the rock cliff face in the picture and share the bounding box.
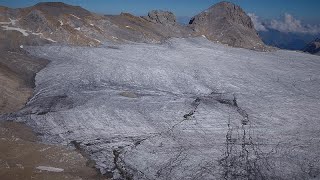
[105,12,192,43]
[144,10,177,25]
[303,38,320,55]
[189,1,267,51]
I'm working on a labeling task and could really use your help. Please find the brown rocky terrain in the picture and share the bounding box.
[0,121,104,180]
[0,2,192,47]
[0,1,267,49]
[0,50,47,113]
[105,10,192,43]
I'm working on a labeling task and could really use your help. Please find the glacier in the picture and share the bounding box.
[6,37,320,179]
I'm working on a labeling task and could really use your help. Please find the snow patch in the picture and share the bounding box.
[20,45,23,49]
[93,38,101,43]
[39,147,51,152]
[70,14,81,20]
[36,166,64,172]
[1,26,29,36]
[0,21,10,25]
[0,18,18,25]
[9,18,17,25]
[45,38,57,43]
[31,32,56,43]
[16,164,24,169]
[32,32,43,36]
[58,20,64,26]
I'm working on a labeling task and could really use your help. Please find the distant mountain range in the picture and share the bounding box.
[0,1,268,51]
[303,38,320,55]
[258,28,320,51]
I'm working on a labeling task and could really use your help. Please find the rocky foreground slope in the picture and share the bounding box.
[3,37,319,180]
[0,50,47,113]
[0,121,100,180]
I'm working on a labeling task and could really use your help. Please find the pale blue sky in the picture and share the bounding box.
[1,0,319,24]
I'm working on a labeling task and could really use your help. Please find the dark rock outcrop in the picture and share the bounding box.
[189,1,267,51]
[303,38,320,55]
[144,10,177,25]
[105,11,192,43]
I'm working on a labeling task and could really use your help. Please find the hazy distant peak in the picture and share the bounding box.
[303,38,320,55]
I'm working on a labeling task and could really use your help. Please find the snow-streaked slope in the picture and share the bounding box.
[12,38,320,179]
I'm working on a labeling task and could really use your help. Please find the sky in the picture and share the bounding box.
[0,0,319,20]
[1,0,320,33]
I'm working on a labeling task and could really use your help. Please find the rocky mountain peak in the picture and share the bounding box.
[206,1,254,29]
[34,2,70,7]
[189,1,266,51]
[144,10,176,25]
[32,2,91,17]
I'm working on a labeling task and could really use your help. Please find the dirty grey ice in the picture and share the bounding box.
[5,37,320,179]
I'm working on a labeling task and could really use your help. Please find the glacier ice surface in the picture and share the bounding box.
[9,37,320,179]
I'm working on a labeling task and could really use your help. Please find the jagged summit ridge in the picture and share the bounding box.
[0,1,268,51]
[144,10,177,25]
[208,1,254,29]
